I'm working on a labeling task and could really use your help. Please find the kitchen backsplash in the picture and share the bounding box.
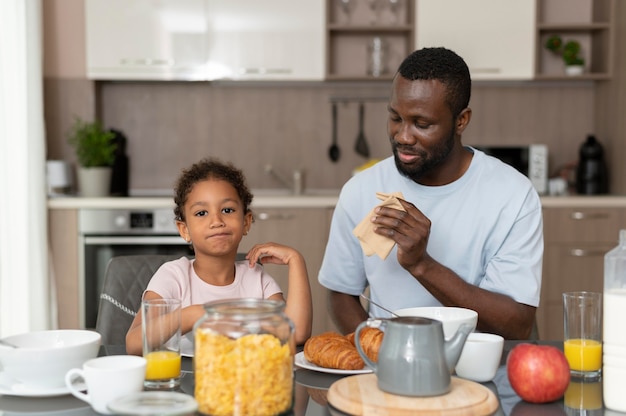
[44,78,594,193]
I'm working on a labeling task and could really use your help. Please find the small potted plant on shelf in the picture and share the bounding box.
[67,116,116,197]
[545,35,585,76]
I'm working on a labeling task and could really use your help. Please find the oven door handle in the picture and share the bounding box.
[83,236,188,245]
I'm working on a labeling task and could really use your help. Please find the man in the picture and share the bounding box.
[318,47,543,340]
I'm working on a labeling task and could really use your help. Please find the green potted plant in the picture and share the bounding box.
[545,35,585,75]
[67,116,116,197]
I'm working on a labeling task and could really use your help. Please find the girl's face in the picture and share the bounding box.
[176,179,252,257]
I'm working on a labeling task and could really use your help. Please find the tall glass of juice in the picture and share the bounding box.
[141,298,182,389]
[563,291,602,380]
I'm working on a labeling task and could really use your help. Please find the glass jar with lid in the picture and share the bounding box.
[194,298,295,416]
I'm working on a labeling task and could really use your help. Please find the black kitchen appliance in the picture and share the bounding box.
[109,129,129,196]
[576,135,608,195]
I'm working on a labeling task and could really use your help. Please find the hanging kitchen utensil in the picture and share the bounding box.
[328,102,341,162]
[354,102,370,158]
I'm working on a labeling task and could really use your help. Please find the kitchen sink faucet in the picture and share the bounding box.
[264,164,304,195]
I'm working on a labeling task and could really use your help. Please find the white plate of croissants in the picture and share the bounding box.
[296,329,382,374]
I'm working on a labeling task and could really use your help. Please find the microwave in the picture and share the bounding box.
[473,144,548,195]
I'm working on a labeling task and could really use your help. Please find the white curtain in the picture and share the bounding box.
[0,0,51,337]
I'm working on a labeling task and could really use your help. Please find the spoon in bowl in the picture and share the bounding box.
[360,293,399,317]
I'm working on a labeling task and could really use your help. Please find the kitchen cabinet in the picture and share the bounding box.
[536,206,624,340]
[238,208,337,336]
[85,0,209,80]
[49,209,81,329]
[325,0,415,81]
[205,0,325,81]
[535,0,615,80]
[85,0,325,81]
[415,0,536,80]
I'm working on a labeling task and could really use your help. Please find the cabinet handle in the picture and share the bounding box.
[119,58,173,66]
[256,212,295,221]
[238,68,293,75]
[569,248,608,257]
[570,211,610,220]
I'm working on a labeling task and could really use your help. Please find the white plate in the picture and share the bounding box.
[107,391,198,415]
[0,373,82,398]
[294,351,372,375]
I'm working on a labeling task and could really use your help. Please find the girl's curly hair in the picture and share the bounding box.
[173,158,253,222]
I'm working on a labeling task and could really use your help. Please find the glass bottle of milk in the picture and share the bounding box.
[603,229,626,412]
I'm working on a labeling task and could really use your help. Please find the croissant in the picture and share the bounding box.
[346,327,384,363]
[303,332,364,370]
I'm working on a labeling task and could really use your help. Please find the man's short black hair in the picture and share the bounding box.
[397,47,471,118]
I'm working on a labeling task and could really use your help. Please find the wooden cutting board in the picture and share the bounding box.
[327,374,498,416]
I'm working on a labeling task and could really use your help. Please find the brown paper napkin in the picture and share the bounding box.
[353,192,405,259]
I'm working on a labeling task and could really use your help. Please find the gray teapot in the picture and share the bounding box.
[355,316,473,397]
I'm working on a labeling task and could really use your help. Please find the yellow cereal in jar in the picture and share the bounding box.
[195,330,293,416]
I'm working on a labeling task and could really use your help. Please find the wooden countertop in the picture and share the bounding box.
[47,194,626,210]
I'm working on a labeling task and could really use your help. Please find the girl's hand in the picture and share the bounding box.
[246,242,300,267]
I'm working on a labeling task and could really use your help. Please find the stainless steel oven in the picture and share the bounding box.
[78,208,193,329]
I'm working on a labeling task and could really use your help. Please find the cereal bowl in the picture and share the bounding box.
[0,329,101,389]
[393,307,478,339]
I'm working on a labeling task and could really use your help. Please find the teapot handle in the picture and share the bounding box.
[354,319,383,371]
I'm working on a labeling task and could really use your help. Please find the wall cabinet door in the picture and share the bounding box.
[415,0,536,80]
[205,0,325,81]
[86,0,209,80]
[85,0,325,81]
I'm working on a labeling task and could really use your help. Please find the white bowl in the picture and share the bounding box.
[393,306,478,339]
[0,329,101,389]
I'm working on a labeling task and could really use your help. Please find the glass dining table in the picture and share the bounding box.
[0,341,620,416]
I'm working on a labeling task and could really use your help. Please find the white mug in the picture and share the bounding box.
[65,355,146,414]
[455,332,504,382]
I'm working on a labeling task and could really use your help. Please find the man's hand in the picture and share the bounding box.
[371,198,433,272]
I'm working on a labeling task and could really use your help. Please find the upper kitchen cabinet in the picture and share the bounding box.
[85,0,210,80]
[535,0,615,80]
[326,0,415,81]
[204,0,325,81]
[85,0,325,81]
[415,0,536,81]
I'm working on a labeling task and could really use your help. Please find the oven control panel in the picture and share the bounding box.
[79,208,179,235]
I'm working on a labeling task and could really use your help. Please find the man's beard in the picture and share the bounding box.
[392,128,455,182]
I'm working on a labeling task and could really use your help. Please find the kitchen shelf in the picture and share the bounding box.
[327,25,413,32]
[535,0,615,80]
[325,0,415,81]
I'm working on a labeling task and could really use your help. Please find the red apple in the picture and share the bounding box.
[506,343,570,403]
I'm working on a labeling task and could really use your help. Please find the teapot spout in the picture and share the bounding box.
[444,323,473,373]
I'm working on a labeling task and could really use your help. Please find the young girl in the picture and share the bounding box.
[125,158,313,354]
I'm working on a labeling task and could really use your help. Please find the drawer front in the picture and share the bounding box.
[543,244,608,297]
[544,207,624,243]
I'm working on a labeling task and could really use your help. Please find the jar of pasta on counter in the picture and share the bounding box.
[194,298,295,416]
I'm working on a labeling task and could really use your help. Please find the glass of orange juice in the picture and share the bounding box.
[141,298,182,389]
[563,291,602,380]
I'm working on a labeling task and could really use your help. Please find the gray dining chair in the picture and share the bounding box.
[95,254,184,345]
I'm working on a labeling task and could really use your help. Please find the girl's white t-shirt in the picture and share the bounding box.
[145,256,283,306]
